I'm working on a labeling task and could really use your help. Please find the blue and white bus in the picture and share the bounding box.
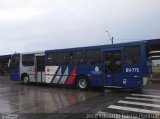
[9,39,160,90]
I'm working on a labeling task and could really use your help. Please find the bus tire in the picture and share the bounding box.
[22,75,29,84]
[77,76,90,91]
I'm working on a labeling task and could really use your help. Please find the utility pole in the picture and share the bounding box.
[106,30,113,44]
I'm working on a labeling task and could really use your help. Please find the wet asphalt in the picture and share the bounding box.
[0,76,160,119]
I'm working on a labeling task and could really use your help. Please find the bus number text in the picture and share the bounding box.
[126,68,139,73]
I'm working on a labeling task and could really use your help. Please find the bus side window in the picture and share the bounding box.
[46,53,57,65]
[47,54,53,65]
[72,51,84,65]
[69,52,74,65]
[56,53,63,65]
[124,46,140,65]
[62,52,70,65]
[104,52,112,72]
[47,52,68,66]
[22,54,34,66]
[85,49,101,65]
[114,52,122,73]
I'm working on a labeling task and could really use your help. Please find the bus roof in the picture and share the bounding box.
[20,51,45,55]
[46,39,160,53]
[8,39,160,55]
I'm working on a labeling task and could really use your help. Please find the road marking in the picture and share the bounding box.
[108,105,160,114]
[103,89,111,93]
[146,92,160,96]
[125,97,160,102]
[131,94,160,98]
[143,89,160,93]
[118,100,160,108]
[96,111,141,119]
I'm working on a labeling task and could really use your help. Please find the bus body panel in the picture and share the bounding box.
[45,65,104,87]
[122,77,143,88]
[10,67,20,81]
[10,39,160,90]
[77,65,103,87]
[9,53,20,81]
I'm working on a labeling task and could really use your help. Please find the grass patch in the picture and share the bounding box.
[152,66,160,73]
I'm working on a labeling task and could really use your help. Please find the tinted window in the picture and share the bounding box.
[47,49,100,66]
[86,49,101,65]
[114,52,122,72]
[104,51,121,73]
[10,57,19,69]
[124,46,140,65]
[56,53,63,65]
[104,52,112,72]
[46,52,70,65]
[36,56,45,72]
[22,54,34,66]
[47,53,56,65]
[62,52,70,65]
[47,53,53,65]
[70,51,84,65]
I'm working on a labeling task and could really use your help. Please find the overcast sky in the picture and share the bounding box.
[0,0,160,55]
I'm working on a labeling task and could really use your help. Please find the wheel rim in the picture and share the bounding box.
[78,79,87,89]
[24,76,29,84]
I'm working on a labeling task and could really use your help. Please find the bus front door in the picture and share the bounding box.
[104,50,122,87]
[36,56,45,83]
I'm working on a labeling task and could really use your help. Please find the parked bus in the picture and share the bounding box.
[9,39,160,90]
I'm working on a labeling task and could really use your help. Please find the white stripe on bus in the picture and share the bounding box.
[59,67,68,84]
[108,105,160,114]
[53,67,62,83]
[118,100,160,108]
[131,94,160,98]
[125,97,160,102]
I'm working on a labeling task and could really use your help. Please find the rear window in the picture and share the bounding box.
[124,46,140,65]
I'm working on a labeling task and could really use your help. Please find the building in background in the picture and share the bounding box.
[0,55,11,75]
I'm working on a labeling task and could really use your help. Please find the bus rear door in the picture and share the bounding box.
[36,55,45,83]
[104,50,122,88]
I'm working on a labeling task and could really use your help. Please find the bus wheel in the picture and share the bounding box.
[77,76,90,91]
[22,75,29,84]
